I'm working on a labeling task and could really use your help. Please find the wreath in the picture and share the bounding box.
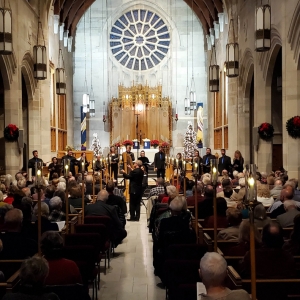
[286,116,300,139]
[258,122,274,140]
[4,124,19,142]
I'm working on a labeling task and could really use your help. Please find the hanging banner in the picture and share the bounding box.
[197,103,204,148]
[80,106,87,150]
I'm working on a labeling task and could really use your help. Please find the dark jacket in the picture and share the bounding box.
[123,167,144,195]
[28,157,45,176]
[85,183,100,196]
[202,154,216,173]
[154,151,166,170]
[77,158,90,173]
[48,163,61,180]
[107,193,127,215]
[218,155,232,174]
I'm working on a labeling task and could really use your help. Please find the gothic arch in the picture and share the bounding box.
[287,0,300,67]
[258,26,282,83]
[239,48,254,97]
[21,51,36,101]
[0,51,17,90]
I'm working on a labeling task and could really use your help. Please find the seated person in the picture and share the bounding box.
[198,185,214,219]
[2,256,59,300]
[257,183,274,207]
[41,231,82,285]
[230,178,246,202]
[85,190,127,246]
[0,209,37,259]
[106,180,127,215]
[161,185,178,204]
[199,252,250,300]
[283,214,300,255]
[149,177,165,197]
[240,221,296,278]
[217,208,242,241]
[254,203,271,227]
[216,179,231,198]
[33,202,59,234]
[48,196,66,222]
[85,174,100,196]
[223,186,236,208]
[276,200,300,228]
[228,219,261,256]
[203,197,229,228]
[186,183,204,206]
[68,185,90,209]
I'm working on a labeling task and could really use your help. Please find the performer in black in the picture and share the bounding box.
[192,150,203,178]
[121,160,144,221]
[61,150,78,176]
[138,150,150,174]
[28,150,46,176]
[154,146,166,179]
[48,157,61,180]
[78,152,90,173]
[108,146,119,182]
[202,148,216,173]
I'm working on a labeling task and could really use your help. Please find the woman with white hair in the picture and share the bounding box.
[161,185,178,204]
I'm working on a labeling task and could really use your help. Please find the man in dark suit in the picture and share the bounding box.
[202,148,216,173]
[154,146,166,179]
[218,148,232,175]
[28,150,46,177]
[85,190,127,246]
[61,150,78,176]
[121,160,144,221]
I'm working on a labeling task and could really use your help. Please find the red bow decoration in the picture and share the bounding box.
[293,116,300,127]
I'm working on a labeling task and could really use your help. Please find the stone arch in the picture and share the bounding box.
[287,0,300,67]
[258,26,282,83]
[239,48,254,98]
[21,51,36,101]
[0,51,17,90]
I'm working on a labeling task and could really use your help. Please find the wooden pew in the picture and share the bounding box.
[0,269,21,298]
[227,265,300,299]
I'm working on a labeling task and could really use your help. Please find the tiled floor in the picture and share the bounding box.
[97,201,165,300]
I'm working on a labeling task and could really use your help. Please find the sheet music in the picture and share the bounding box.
[56,221,66,232]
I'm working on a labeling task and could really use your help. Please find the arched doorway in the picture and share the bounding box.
[271,48,282,171]
[21,74,29,171]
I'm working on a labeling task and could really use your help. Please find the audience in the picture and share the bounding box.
[48,196,66,222]
[240,221,296,278]
[33,202,59,233]
[270,179,283,199]
[149,177,165,197]
[283,214,300,255]
[254,203,271,227]
[256,183,274,207]
[198,185,214,219]
[203,197,228,228]
[231,178,246,201]
[2,257,60,300]
[85,190,127,246]
[217,208,242,240]
[186,183,204,206]
[162,185,178,204]
[41,231,82,286]
[85,174,100,196]
[199,252,250,299]
[276,200,300,227]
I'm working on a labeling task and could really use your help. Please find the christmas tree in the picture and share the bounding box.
[90,133,102,157]
[183,122,198,158]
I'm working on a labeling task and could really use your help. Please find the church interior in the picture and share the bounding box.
[0,0,299,299]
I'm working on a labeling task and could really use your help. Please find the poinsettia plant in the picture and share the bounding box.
[122,140,133,146]
[150,139,159,146]
[286,116,300,138]
[114,142,121,147]
[4,124,19,142]
[258,122,274,140]
[161,142,170,148]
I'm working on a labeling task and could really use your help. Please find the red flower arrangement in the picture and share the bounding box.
[4,124,19,142]
[258,122,274,140]
[122,140,133,146]
[286,116,300,138]
[114,142,121,147]
[161,142,170,148]
[150,139,159,146]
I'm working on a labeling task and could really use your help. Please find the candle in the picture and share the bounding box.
[93,160,95,168]
[36,169,41,185]
[109,157,112,164]
[65,164,69,176]
[194,163,198,174]
[82,161,85,172]
[119,155,122,162]
[248,177,255,201]
[212,166,217,184]
[183,161,186,171]
[176,159,178,168]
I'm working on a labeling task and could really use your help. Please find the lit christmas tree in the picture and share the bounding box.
[90,133,102,156]
[183,122,198,158]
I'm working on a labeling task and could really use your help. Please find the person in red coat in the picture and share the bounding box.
[41,231,82,286]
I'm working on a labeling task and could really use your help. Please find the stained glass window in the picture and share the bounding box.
[109,9,170,71]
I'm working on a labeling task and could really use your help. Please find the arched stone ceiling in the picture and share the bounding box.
[53,0,223,36]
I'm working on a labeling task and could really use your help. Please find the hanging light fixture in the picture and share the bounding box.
[190,76,196,110]
[55,49,66,95]
[103,101,106,123]
[209,28,215,46]
[184,85,191,115]
[225,18,239,78]
[82,12,89,113]
[255,1,271,52]
[59,23,64,41]
[33,21,47,80]
[218,13,224,32]
[53,14,59,34]
[0,0,12,55]
[214,21,220,39]
[206,35,212,51]
[63,30,69,47]
[67,36,73,52]
[209,46,220,92]
[89,7,95,118]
